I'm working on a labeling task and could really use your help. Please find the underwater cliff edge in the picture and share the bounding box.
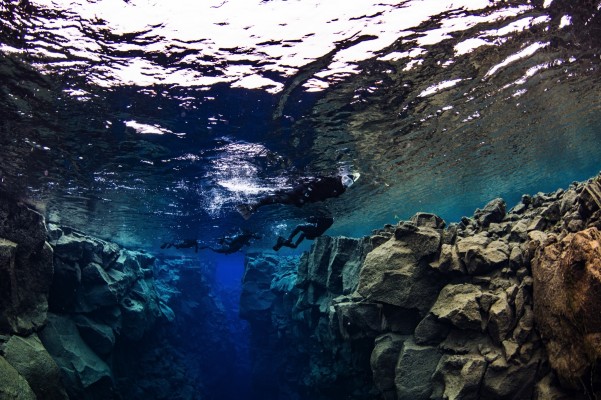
[240,172,601,400]
[2,172,601,399]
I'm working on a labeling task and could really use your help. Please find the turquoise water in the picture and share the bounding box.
[1,0,601,398]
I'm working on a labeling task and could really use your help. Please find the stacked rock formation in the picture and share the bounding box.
[41,224,166,398]
[0,193,69,400]
[240,174,601,399]
[0,192,186,399]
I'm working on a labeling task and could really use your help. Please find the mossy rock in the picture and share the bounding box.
[0,355,36,400]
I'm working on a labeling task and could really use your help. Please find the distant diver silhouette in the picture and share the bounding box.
[201,229,261,254]
[236,172,359,220]
[273,215,334,251]
[160,239,199,253]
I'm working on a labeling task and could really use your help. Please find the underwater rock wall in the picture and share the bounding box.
[241,174,601,400]
[41,224,168,399]
[0,191,212,400]
[0,193,68,400]
[241,238,379,400]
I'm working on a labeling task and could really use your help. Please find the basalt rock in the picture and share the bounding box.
[1,333,69,400]
[40,225,167,397]
[242,249,378,400]
[394,339,441,400]
[47,225,163,340]
[474,198,506,227]
[371,333,405,400]
[297,236,372,296]
[0,192,46,256]
[38,313,114,399]
[240,173,601,400]
[0,355,37,400]
[430,283,483,331]
[0,195,69,398]
[240,254,279,321]
[0,193,215,399]
[432,354,488,399]
[356,228,443,314]
[532,226,601,390]
[0,199,53,335]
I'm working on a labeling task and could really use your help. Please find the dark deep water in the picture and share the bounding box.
[1,0,601,398]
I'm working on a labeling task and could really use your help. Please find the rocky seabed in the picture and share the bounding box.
[2,174,601,399]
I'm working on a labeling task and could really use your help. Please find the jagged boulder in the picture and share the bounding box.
[75,262,121,312]
[297,236,332,288]
[455,234,510,274]
[395,339,441,400]
[0,238,53,334]
[371,333,405,400]
[394,222,442,259]
[74,315,115,356]
[297,236,371,295]
[481,356,540,400]
[487,291,515,345]
[0,195,53,335]
[430,284,483,331]
[327,237,371,294]
[532,227,601,389]
[120,280,161,341]
[432,243,465,274]
[357,234,443,314]
[50,228,162,343]
[432,354,487,400]
[0,194,46,255]
[475,198,506,227]
[414,313,451,345]
[51,225,120,267]
[0,355,36,400]
[410,212,446,229]
[38,313,114,399]
[2,333,69,400]
[333,300,386,339]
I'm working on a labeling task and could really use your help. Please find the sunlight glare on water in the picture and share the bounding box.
[0,0,599,249]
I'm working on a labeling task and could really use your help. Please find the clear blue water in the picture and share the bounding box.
[1,0,601,398]
[2,0,600,252]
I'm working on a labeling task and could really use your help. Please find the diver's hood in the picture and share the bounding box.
[342,172,361,188]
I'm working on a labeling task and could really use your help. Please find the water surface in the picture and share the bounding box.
[1,0,600,250]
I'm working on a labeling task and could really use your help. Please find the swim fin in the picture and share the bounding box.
[273,236,285,251]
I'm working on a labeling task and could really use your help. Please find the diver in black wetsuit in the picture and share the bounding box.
[236,173,359,220]
[160,239,199,253]
[201,229,261,255]
[273,215,334,251]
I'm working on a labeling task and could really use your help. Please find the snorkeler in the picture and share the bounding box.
[201,229,261,255]
[273,215,334,251]
[236,172,359,220]
[160,239,199,253]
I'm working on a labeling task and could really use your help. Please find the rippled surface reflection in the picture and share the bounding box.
[0,0,600,249]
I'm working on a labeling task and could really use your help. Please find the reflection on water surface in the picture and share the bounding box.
[0,0,600,249]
